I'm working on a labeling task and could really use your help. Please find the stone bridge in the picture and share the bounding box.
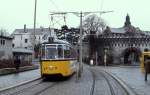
[83,14,150,65]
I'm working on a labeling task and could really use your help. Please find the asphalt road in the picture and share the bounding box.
[0,66,129,95]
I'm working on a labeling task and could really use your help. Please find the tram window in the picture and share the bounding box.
[58,45,63,58]
[70,48,76,58]
[64,45,71,58]
[41,46,46,59]
[46,45,58,59]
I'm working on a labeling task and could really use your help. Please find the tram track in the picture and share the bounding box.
[32,82,58,95]
[101,69,137,95]
[0,78,42,95]
[89,67,129,95]
[0,78,41,94]
[90,69,96,95]
[99,70,116,95]
[0,78,59,95]
[9,79,43,95]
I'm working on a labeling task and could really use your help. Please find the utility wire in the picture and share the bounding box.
[49,0,67,28]
[49,0,61,11]
[100,0,104,16]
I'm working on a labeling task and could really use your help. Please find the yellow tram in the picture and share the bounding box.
[40,38,78,77]
[140,51,150,72]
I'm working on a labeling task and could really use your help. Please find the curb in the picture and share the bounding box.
[103,65,140,68]
[103,69,137,95]
[0,65,39,76]
[117,66,140,68]
[0,77,41,92]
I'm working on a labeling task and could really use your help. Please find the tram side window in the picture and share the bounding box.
[64,46,71,58]
[58,45,63,58]
[41,46,45,59]
[70,48,76,58]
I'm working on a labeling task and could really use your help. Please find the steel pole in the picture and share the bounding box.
[96,51,98,65]
[78,12,83,77]
[33,0,37,57]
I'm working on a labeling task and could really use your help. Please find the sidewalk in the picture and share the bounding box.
[97,66,150,95]
[0,68,41,91]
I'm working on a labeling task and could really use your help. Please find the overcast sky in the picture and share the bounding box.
[0,0,150,33]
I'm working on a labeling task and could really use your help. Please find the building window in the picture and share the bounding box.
[1,40,2,45]
[0,39,5,45]
[12,43,15,47]
[3,40,5,45]
[25,39,28,43]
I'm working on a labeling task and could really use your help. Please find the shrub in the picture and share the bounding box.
[0,59,33,69]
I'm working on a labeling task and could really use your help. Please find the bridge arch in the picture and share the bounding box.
[122,47,141,65]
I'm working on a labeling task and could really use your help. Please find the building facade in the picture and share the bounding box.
[11,26,57,49]
[0,35,13,59]
[86,14,150,65]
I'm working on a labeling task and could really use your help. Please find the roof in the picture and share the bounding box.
[54,39,70,44]
[143,31,150,36]
[110,27,126,33]
[12,27,53,35]
[109,26,145,34]
[0,35,13,40]
[12,48,33,54]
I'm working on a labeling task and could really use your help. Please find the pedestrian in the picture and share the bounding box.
[14,56,21,72]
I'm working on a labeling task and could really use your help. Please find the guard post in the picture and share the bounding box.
[104,47,108,67]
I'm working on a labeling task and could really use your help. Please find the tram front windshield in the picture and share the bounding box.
[42,45,63,60]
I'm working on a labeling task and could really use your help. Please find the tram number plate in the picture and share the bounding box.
[48,66,57,70]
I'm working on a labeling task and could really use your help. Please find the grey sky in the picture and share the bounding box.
[0,0,150,33]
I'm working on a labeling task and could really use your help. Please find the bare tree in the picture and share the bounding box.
[29,34,36,46]
[29,28,41,50]
[82,14,107,34]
